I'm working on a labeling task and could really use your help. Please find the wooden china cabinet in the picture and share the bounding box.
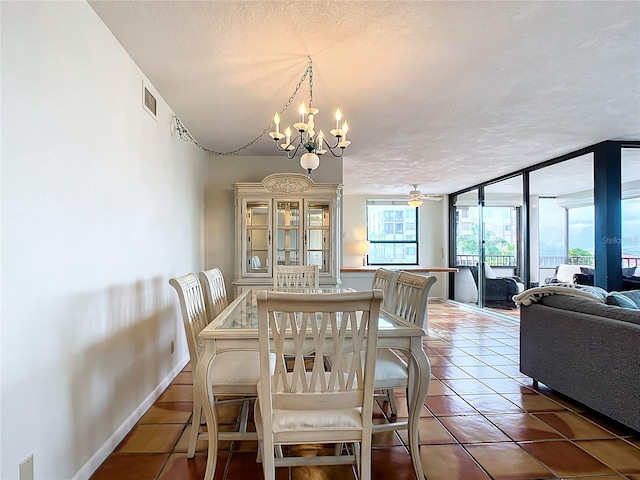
[232,173,342,294]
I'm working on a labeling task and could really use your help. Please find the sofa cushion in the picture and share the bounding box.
[605,290,640,309]
[540,294,640,325]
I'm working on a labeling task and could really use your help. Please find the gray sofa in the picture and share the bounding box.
[519,290,640,432]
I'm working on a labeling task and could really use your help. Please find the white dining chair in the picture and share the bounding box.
[371,267,398,309]
[388,271,436,331]
[273,264,319,288]
[199,267,228,324]
[168,273,266,474]
[255,289,382,480]
[376,271,436,418]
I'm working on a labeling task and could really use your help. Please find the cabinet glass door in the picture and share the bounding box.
[245,201,270,274]
[305,202,330,273]
[275,201,301,266]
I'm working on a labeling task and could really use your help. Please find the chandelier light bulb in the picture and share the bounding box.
[274,111,280,133]
[335,108,342,129]
[299,102,306,123]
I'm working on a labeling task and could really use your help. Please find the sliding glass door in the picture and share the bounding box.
[482,176,523,309]
[452,190,480,306]
[622,148,640,284]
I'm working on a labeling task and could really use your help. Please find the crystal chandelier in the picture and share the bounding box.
[269,57,351,177]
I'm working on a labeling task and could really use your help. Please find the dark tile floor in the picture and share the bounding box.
[91,300,640,480]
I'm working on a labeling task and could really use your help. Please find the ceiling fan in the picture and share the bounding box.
[407,185,442,206]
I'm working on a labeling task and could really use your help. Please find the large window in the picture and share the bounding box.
[622,148,640,270]
[529,154,594,284]
[366,201,418,265]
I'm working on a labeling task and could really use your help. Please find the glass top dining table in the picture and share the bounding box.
[195,287,431,480]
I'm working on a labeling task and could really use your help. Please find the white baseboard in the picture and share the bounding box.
[71,356,189,480]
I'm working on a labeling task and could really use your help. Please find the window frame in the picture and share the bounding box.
[366,200,419,266]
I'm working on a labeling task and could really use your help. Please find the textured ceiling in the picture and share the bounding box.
[89,0,640,196]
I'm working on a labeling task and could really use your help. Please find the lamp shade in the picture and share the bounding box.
[357,240,371,255]
[408,199,423,207]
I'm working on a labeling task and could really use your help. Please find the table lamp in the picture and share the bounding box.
[357,240,370,266]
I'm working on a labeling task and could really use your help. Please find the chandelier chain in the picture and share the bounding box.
[173,57,314,156]
[308,57,313,107]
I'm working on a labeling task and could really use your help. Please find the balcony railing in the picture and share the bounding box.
[456,255,515,266]
[455,254,639,269]
[543,255,594,266]
[623,257,640,268]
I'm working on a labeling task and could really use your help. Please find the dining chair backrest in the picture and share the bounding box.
[199,268,228,323]
[371,268,398,309]
[168,274,209,367]
[388,272,437,331]
[256,289,382,479]
[273,264,319,288]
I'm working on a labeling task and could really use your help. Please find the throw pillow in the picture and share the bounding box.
[575,285,608,302]
[605,292,639,309]
[618,290,640,307]
[556,264,582,283]
[484,264,497,279]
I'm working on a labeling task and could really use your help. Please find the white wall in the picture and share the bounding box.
[341,195,450,298]
[1,2,207,479]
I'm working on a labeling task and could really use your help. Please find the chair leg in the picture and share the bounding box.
[187,401,202,458]
[386,388,398,418]
[203,419,219,480]
[359,439,371,480]
[354,442,364,480]
[261,438,276,480]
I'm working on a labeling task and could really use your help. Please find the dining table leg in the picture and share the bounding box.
[406,336,431,480]
[194,341,220,480]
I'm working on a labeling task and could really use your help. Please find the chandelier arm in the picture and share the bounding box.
[273,141,287,152]
[321,136,342,150]
[286,139,305,160]
[323,146,345,158]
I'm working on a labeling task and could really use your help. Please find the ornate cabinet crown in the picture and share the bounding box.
[232,173,342,294]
